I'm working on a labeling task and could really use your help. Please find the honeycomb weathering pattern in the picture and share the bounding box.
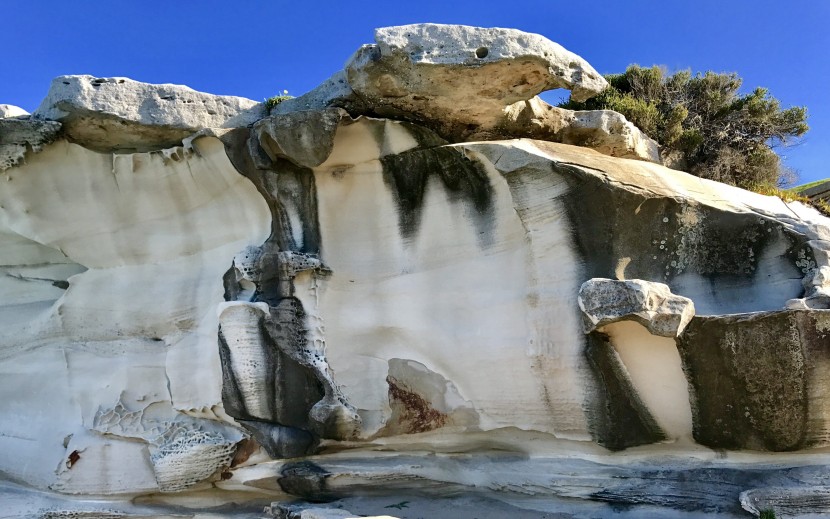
[149,428,236,492]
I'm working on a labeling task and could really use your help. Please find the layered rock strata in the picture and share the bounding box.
[2,23,830,519]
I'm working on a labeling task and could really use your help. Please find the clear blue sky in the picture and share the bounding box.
[4,1,828,184]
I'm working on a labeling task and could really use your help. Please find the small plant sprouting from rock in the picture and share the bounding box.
[264,90,293,111]
[759,509,776,519]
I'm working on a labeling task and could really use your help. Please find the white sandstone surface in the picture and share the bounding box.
[0,135,270,491]
[283,120,590,440]
[3,22,830,519]
[0,104,28,118]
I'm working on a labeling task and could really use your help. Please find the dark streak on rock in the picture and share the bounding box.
[239,420,318,459]
[219,128,322,255]
[584,331,666,450]
[216,330,248,419]
[218,127,358,455]
[216,302,325,429]
[380,146,494,244]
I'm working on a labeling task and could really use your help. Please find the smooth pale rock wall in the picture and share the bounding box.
[255,122,830,453]
[0,136,270,490]
[305,129,589,439]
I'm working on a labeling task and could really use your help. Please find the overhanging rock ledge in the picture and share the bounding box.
[1,23,829,519]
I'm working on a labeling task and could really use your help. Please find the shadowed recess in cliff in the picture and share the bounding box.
[380,146,495,243]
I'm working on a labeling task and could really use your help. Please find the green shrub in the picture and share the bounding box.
[560,65,808,191]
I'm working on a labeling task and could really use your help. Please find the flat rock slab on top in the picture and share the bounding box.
[366,24,606,101]
[278,24,608,143]
[34,75,263,152]
[345,24,606,134]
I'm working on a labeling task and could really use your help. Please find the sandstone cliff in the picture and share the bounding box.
[1,24,829,519]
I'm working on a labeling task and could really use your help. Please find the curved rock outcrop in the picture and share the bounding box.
[2,23,830,519]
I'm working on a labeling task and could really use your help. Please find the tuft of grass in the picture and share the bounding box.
[759,509,776,519]
[264,89,293,111]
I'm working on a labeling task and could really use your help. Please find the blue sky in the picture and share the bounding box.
[3,1,828,184]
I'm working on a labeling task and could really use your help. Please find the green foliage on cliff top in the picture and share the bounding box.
[264,90,293,111]
[559,65,808,191]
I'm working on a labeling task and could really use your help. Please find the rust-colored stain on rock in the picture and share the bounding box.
[231,437,258,467]
[67,450,80,468]
[387,376,447,434]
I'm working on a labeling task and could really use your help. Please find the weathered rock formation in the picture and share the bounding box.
[1,23,829,519]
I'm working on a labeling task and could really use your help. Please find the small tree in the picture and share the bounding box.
[559,65,808,190]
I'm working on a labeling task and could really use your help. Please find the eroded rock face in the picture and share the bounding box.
[474,98,661,162]
[344,24,605,135]
[4,22,830,519]
[0,136,270,494]
[275,24,614,146]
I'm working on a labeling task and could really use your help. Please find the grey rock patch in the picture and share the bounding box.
[0,116,62,170]
[345,24,605,140]
[34,75,263,152]
[578,278,695,337]
[563,109,660,163]
[272,71,357,116]
[268,503,384,519]
[368,24,606,101]
[239,421,318,459]
[254,109,348,168]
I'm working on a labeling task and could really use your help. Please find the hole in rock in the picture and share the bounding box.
[475,47,489,59]
[538,88,573,106]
